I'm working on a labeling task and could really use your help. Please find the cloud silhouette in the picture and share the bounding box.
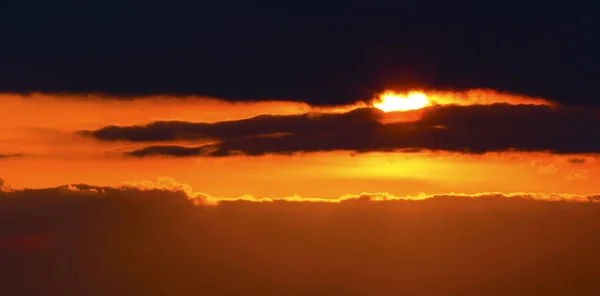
[1,181,600,295]
[2,2,598,108]
[80,108,381,142]
[81,104,600,156]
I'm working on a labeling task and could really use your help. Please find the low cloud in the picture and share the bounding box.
[1,179,600,295]
[80,104,600,157]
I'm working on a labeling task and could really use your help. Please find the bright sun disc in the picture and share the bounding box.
[373,91,431,112]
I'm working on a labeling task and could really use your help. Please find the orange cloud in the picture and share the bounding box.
[36,177,597,206]
[2,180,600,295]
[423,88,553,106]
[0,89,551,131]
[371,88,553,110]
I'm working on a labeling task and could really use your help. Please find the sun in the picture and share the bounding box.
[373,91,431,112]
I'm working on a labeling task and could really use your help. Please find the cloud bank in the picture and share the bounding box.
[81,104,600,157]
[1,179,600,295]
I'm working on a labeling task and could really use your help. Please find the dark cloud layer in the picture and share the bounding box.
[1,184,600,295]
[83,104,600,156]
[1,2,598,106]
[81,108,379,142]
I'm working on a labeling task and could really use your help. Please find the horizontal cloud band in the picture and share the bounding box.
[80,104,600,156]
[2,178,599,206]
[2,178,600,295]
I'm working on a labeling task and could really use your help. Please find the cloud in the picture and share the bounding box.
[1,179,600,295]
[568,157,586,164]
[83,104,600,157]
[80,108,381,142]
[2,2,599,110]
[0,153,23,159]
[127,145,210,157]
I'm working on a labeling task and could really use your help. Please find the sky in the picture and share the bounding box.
[1,1,600,295]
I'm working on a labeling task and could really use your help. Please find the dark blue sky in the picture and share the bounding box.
[1,1,597,106]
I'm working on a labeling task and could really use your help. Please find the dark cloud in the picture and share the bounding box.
[568,158,586,164]
[87,104,600,157]
[80,108,381,142]
[1,183,600,295]
[0,2,598,107]
[127,145,209,158]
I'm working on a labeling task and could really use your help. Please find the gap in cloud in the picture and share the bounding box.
[370,88,553,112]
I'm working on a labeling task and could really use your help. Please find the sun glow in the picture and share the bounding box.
[373,91,431,112]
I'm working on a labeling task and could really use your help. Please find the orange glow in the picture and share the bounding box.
[373,91,431,112]
[1,86,598,296]
[1,151,598,199]
[0,91,595,201]
[425,89,553,106]
[372,88,553,111]
[0,89,550,134]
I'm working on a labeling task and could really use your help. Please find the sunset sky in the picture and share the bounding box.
[1,89,598,201]
[2,2,600,296]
